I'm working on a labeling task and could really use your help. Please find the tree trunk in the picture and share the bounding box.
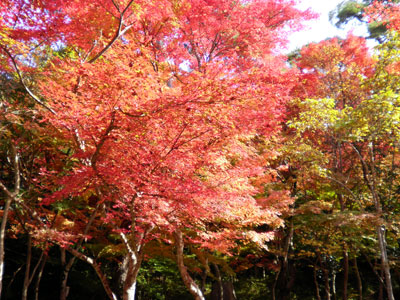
[378,266,384,300]
[342,249,348,300]
[200,269,207,294]
[352,142,395,300]
[0,145,20,299]
[0,195,12,299]
[331,271,336,300]
[174,229,205,300]
[22,235,32,300]
[353,258,362,300]
[323,267,331,300]
[60,248,74,300]
[272,269,279,300]
[35,253,48,300]
[275,222,294,300]
[213,263,223,300]
[222,281,236,300]
[313,264,321,300]
[122,254,142,300]
[377,225,394,300]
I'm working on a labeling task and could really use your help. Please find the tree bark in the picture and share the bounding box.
[331,271,336,300]
[35,253,48,300]
[121,254,142,300]
[342,249,348,300]
[174,229,205,300]
[378,266,384,300]
[22,235,32,300]
[275,222,294,300]
[323,267,331,300]
[313,264,321,300]
[353,257,362,300]
[0,195,12,299]
[60,248,74,300]
[213,263,223,300]
[377,225,394,300]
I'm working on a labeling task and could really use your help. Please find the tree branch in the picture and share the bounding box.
[88,0,135,63]
[0,46,56,114]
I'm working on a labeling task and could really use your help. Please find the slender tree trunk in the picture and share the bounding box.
[352,142,395,300]
[22,235,32,300]
[331,271,336,300]
[342,249,348,300]
[323,267,331,300]
[200,269,207,294]
[174,229,205,300]
[0,145,20,299]
[272,269,279,300]
[275,222,294,300]
[353,258,362,300]
[313,264,321,300]
[378,266,384,300]
[0,195,12,299]
[369,143,394,300]
[377,225,394,300]
[35,253,48,300]
[60,248,75,300]
[213,263,223,300]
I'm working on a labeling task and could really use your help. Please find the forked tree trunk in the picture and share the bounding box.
[174,229,205,300]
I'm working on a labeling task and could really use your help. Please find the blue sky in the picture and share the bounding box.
[286,0,369,52]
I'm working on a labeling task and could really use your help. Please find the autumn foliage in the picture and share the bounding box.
[2,0,400,299]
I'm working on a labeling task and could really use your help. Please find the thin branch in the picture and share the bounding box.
[0,46,56,114]
[349,143,373,191]
[91,110,116,168]
[88,0,135,63]
[326,175,361,206]
[66,248,118,300]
